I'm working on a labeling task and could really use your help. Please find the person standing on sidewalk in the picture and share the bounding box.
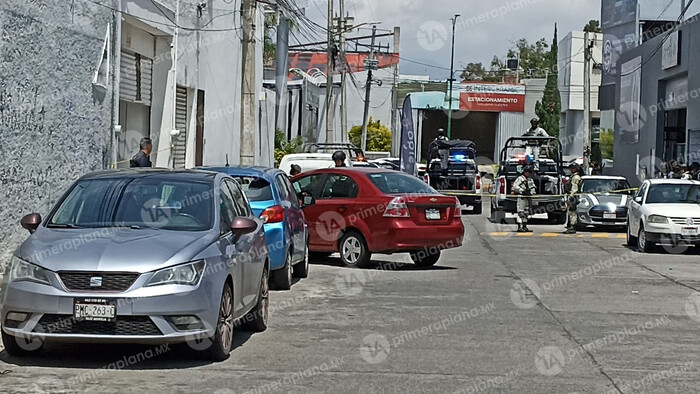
[130,137,153,167]
[564,164,582,234]
[512,165,536,233]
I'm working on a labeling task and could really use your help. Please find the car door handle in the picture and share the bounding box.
[337,206,348,213]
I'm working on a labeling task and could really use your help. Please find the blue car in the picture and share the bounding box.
[201,166,309,290]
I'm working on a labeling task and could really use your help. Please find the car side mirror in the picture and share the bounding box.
[634,196,642,204]
[301,195,315,207]
[231,217,257,236]
[21,213,42,234]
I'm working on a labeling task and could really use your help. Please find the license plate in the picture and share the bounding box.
[425,209,441,220]
[682,227,698,236]
[74,298,116,322]
[603,212,616,219]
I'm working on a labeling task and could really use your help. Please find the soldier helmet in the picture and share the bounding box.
[332,150,347,161]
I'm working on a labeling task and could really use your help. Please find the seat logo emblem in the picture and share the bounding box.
[90,277,103,287]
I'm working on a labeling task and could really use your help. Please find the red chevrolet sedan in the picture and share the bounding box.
[292,168,465,268]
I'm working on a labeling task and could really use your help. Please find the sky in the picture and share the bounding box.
[298,0,700,79]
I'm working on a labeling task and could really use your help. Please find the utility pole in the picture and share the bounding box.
[240,0,256,165]
[391,26,400,155]
[583,31,591,175]
[338,0,348,141]
[325,0,334,143]
[275,14,290,133]
[360,25,378,153]
[446,14,460,139]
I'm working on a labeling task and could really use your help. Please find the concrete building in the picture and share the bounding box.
[0,0,268,261]
[558,31,603,157]
[613,12,700,185]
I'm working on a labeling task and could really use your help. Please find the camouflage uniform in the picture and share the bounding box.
[566,172,582,233]
[512,174,536,232]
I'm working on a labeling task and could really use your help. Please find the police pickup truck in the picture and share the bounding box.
[426,139,482,214]
[490,137,567,224]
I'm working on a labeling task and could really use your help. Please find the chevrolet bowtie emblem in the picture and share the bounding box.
[430,198,438,202]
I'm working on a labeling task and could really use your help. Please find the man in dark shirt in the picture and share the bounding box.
[130,138,153,167]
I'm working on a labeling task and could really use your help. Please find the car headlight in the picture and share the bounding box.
[647,215,669,224]
[145,261,205,287]
[8,256,50,285]
[580,197,591,207]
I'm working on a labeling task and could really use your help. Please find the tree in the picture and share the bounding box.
[263,14,277,67]
[583,20,602,33]
[274,129,303,166]
[599,129,614,159]
[535,24,561,137]
[460,62,487,81]
[507,37,550,75]
[348,118,392,152]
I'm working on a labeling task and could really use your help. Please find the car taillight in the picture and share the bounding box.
[260,205,284,223]
[423,174,430,184]
[455,200,461,217]
[383,197,410,218]
[475,175,481,191]
[499,177,506,194]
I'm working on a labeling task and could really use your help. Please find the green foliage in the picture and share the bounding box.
[348,118,392,152]
[599,129,614,159]
[583,20,602,33]
[264,14,277,67]
[274,129,303,166]
[535,25,561,137]
[507,37,550,74]
[459,62,502,82]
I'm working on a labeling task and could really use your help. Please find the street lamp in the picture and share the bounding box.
[447,14,460,139]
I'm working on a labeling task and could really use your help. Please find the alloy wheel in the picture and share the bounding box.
[342,236,362,265]
[218,286,234,352]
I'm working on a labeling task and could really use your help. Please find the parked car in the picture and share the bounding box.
[626,179,700,253]
[201,166,309,290]
[302,142,364,161]
[0,169,269,361]
[279,153,351,175]
[575,176,633,229]
[291,168,465,268]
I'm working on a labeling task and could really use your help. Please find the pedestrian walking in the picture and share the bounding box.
[512,165,536,233]
[130,137,153,167]
[564,163,582,234]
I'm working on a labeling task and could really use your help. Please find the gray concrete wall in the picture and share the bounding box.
[0,0,115,262]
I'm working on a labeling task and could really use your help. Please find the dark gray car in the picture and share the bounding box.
[1,169,269,361]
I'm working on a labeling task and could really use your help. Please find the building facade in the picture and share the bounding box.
[613,13,700,185]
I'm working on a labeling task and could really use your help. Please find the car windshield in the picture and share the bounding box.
[232,176,273,201]
[581,179,631,194]
[48,178,214,231]
[367,172,437,195]
[646,184,700,204]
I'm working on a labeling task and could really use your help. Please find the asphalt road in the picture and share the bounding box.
[2,209,700,393]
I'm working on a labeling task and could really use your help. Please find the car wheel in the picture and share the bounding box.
[1,329,44,357]
[638,224,655,253]
[202,283,234,361]
[270,251,292,290]
[626,221,637,247]
[472,203,482,215]
[339,231,371,268]
[411,249,441,267]
[244,266,269,332]
[293,239,309,278]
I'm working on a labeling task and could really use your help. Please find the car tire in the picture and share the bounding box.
[1,329,44,357]
[244,266,269,332]
[202,283,234,361]
[626,221,637,247]
[472,203,483,215]
[339,231,371,268]
[270,251,292,290]
[411,249,441,267]
[638,224,655,253]
[293,238,310,278]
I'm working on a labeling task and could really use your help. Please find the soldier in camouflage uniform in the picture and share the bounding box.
[564,164,582,234]
[512,166,536,233]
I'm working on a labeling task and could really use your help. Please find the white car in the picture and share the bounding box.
[626,179,700,253]
[279,153,351,175]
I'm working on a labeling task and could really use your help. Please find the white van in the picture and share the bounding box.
[279,153,352,175]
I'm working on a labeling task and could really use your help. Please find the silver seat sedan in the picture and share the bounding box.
[1,169,269,361]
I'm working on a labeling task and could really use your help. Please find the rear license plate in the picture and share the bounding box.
[603,212,616,219]
[425,209,441,220]
[682,227,698,236]
[74,298,116,322]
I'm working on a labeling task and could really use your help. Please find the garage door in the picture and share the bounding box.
[172,86,188,169]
